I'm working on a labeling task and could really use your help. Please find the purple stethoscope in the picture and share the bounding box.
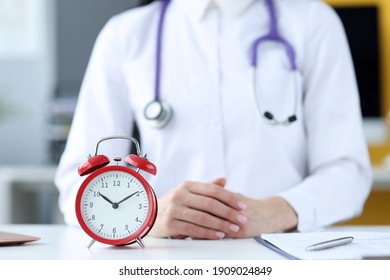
[143,0,298,128]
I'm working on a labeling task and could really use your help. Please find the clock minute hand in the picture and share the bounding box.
[117,191,139,205]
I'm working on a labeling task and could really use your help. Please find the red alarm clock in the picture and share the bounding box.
[75,136,157,249]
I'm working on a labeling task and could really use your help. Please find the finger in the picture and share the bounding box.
[181,180,247,225]
[184,193,246,227]
[209,177,226,188]
[177,207,241,234]
[172,219,226,240]
[186,181,247,211]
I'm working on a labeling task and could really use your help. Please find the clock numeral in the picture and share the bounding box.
[125,225,129,231]
[138,203,142,209]
[135,217,140,223]
[113,180,120,187]
[99,224,104,232]
[92,215,96,220]
[113,227,116,234]
[101,182,108,188]
[93,191,101,197]
[90,202,93,208]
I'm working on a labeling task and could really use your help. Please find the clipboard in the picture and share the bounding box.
[254,236,300,260]
[255,231,390,260]
[0,231,40,245]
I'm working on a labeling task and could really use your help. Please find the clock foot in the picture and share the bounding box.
[136,237,145,249]
[87,239,96,249]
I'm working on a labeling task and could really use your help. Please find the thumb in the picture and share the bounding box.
[209,177,226,188]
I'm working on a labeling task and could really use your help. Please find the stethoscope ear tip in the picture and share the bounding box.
[263,112,297,125]
[264,111,274,120]
[288,115,297,123]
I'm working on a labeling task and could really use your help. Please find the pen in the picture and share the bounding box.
[305,236,354,251]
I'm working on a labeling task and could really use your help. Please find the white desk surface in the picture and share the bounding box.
[0,224,283,260]
[1,225,390,260]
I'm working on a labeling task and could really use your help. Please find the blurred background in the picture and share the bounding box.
[0,0,389,225]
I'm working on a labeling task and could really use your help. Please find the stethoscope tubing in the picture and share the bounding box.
[146,0,298,128]
[250,67,299,125]
[154,0,170,101]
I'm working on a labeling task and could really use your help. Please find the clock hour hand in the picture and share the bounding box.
[117,191,139,205]
[99,193,114,205]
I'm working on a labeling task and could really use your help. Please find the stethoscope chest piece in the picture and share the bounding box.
[144,100,173,129]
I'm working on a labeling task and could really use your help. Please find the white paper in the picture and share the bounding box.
[261,232,390,260]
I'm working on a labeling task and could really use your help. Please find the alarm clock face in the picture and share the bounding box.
[75,165,157,245]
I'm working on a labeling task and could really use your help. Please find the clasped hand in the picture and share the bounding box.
[148,178,297,240]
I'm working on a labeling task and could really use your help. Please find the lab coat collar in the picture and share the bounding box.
[174,0,255,20]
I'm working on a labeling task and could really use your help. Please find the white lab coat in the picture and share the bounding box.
[55,0,372,231]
